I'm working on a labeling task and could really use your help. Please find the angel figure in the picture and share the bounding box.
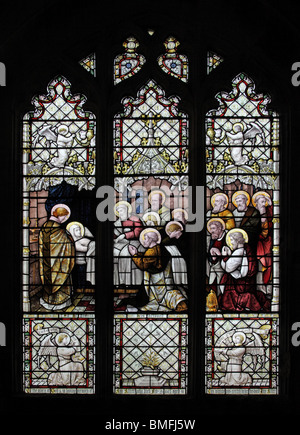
[35,325,86,387]
[38,123,75,168]
[214,326,270,387]
[244,121,265,147]
[225,123,249,166]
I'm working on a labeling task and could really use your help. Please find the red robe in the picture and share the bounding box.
[257,205,273,284]
[218,244,270,312]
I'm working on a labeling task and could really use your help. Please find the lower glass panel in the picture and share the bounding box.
[23,314,96,394]
[113,313,188,395]
[205,313,279,395]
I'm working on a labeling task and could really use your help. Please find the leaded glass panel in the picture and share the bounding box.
[205,72,279,394]
[114,37,146,85]
[23,314,96,393]
[113,79,189,395]
[113,314,188,394]
[79,53,96,77]
[207,51,223,74]
[22,76,96,393]
[157,36,188,83]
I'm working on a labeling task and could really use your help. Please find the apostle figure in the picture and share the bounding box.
[145,190,171,227]
[113,200,144,287]
[232,190,261,252]
[207,193,235,230]
[218,228,270,312]
[66,221,95,292]
[164,221,188,287]
[142,211,161,228]
[252,191,273,290]
[128,228,187,312]
[206,218,227,296]
[39,204,75,311]
[171,208,189,226]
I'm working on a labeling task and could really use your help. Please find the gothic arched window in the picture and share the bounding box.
[9,1,294,419]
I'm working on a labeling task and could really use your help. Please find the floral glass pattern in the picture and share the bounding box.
[114,37,146,85]
[157,36,188,83]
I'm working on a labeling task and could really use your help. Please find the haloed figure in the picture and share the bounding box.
[67,221,95,292]
[128,228,187,312]
[39,204,75,311]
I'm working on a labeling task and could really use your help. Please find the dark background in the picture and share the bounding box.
[0,0,299,425]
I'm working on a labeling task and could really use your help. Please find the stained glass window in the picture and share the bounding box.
[19,28,284,405]
[114,36,146,85]
[113,79,189,394]
[157,36,188,82]
[205,72,279,394]
[79,53,96,77]
[22,75,96,393]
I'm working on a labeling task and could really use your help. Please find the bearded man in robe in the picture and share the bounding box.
[252,191,273,287]
[39,204,75,311]
[207,193,235,230]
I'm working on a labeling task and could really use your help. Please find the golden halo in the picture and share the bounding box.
[165,220,183,235]
[142,211,161,225]
[232,331,246,345]
[139,228,161,246]
[226,228,248,249]
[114,200,132,217]
[66,221,85,237]
[148,190,166,205]
[232,190,250,207]
[207,218,226,233]
[51,203,71,223]
[55,332,70,346]
[210,193,229,208]
[232,122,244,133]
[171,208,189,220]
[51,203,71,215]
[57,124,69,134]
[252,191,271,207]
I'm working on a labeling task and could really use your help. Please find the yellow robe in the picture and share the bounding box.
[132,245,186,311]
[211,209,235,230]
[39,220,75,309]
